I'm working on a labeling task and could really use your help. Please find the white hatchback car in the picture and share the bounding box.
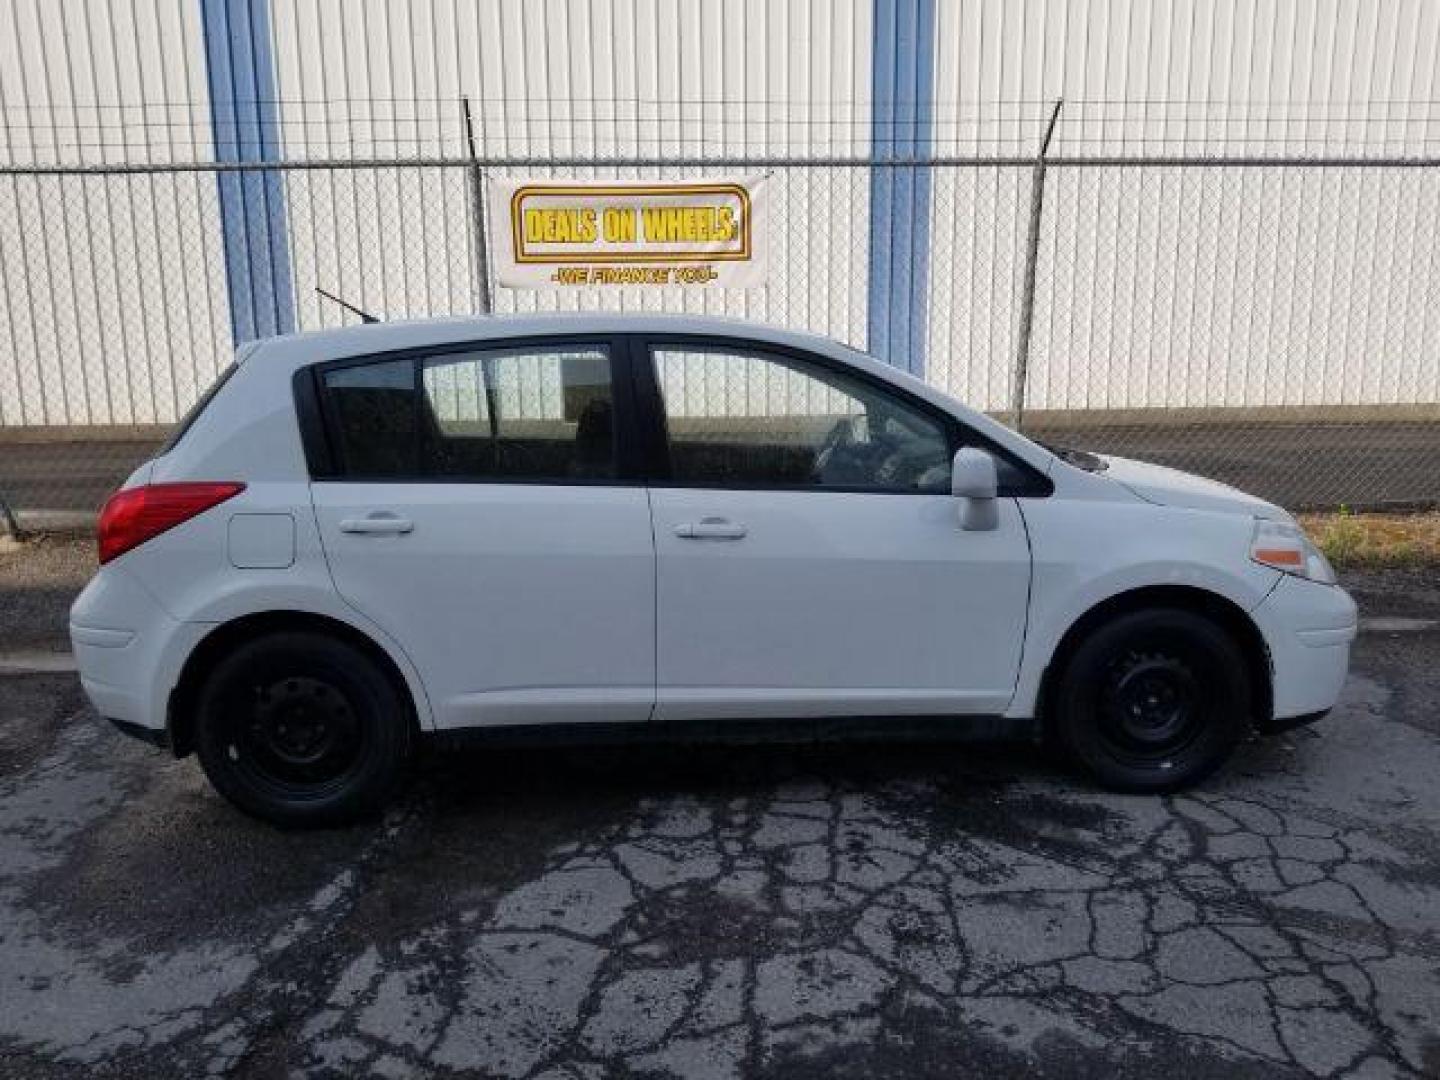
[72,315,1356,825]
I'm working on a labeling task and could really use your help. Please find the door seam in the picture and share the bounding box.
[644,485,659,722]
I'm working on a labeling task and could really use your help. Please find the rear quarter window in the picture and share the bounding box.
[160,362,238,454]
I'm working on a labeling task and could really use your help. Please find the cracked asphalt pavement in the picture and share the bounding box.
[1,568,1438,1078]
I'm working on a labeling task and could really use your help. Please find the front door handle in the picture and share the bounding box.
[674,517,747,540]
[339,513,414,535]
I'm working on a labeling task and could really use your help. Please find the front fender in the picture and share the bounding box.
[1007,499,1281,718]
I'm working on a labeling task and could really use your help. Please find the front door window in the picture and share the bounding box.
[651,345,952,492]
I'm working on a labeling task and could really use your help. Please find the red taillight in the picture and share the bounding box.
[97,482,245,565]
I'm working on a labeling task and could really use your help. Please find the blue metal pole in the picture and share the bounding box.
[200,0,295,342]
[867,0,935,377]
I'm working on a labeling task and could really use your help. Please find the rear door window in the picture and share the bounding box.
[317,342,618,482]
[322,359,418,476]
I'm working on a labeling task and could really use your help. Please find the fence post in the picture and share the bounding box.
[461,96,494,315]
[0,491,22,541]
[1010,99,1064,430]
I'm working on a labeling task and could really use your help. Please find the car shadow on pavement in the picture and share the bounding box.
[411,743,1065,823]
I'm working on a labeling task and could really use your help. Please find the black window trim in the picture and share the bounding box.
[163,360,239,454]
[293,333,647,486]
[292,329,1053,497]
[629,332,1054,498]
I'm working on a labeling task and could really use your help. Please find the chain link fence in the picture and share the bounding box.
[1,153,1437,528]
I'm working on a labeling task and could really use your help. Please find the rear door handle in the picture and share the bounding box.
[674,517,747,540]
[339,513,414,535]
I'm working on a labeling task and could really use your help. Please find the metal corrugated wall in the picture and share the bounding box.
[923,0,1440,411]
[2,0,1440,424]
[0,0,229,426]
[267,0,874,345]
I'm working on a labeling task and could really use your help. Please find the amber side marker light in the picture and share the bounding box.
[1252,548,1304,567]
[1249,519,1336,583]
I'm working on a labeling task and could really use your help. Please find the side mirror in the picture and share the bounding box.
[952,447,999,531]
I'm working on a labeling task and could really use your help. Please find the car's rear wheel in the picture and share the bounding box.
[1052,608,1251,792]
[193,631,412,826]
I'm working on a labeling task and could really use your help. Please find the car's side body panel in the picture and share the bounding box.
[73,433,438,735]
[70,522,440,737]
[311,480,657,729]
[68,313,1356,757]
[1006,479,1286,719]
[649,487,1032,720]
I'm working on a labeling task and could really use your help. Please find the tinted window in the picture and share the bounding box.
[653,346,952,492]
[323,359,417,476]
[320,344,616,482]
[421,347,615,480]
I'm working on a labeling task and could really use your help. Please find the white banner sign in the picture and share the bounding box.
[489,177,768,289]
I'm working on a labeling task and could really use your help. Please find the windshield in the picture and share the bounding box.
[1037,441,1109,473]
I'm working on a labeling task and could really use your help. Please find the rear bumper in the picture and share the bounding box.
[1255,707,1331,736]
[110,716,171,749]
[69,566,209,739]
[1252,576,1358,722]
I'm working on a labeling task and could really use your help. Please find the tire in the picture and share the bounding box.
[1051,608,1251,793]
[193,631,413,826]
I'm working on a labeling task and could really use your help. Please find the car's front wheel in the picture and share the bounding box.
[1052,608,1251,792]
[193,631,413,826]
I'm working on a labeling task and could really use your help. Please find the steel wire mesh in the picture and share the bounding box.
[0,155,1437,527]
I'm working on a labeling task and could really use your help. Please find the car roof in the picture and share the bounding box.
[244,312,854,366]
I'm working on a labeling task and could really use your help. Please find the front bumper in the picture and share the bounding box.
[1252,575,1358,722]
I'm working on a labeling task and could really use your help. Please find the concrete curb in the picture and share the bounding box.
[0,652,77,674]
[13,510,96,534]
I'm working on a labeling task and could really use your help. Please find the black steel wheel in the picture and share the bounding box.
[1052,608,1250,792]
[194,631,412,826]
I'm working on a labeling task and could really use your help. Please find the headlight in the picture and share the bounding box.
[1250,519,1336,584]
